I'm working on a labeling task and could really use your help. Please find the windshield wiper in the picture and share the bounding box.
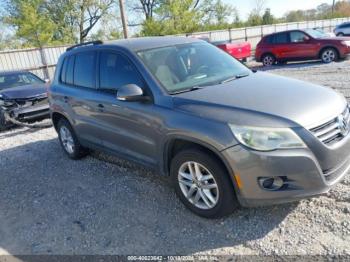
[170,86,204,95]
[220,73,250,84]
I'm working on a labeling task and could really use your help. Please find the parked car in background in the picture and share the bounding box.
[255,29,350,66]
[212,41,251,62]
[189,35,251,61]
[50,37,350,218]
[313,27,335,37]
[0,71,50,130]
[334,22,350,36]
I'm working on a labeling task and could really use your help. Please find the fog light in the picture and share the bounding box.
[258,176,284,191]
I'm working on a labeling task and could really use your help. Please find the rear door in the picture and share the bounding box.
[285,31,318,59]
[60,51,103,146]
[269,32,290,60]
[94,50,160,166]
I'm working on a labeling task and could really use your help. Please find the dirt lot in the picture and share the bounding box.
[0,60,350,256]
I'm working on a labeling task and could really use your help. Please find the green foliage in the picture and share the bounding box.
[284,1,350,22]
[262,8,274,25]
[4,0,57,47]
[139,0,239,36]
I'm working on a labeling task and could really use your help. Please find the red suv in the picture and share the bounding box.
[255,29,350,66]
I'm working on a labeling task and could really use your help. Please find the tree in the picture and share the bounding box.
[201,0,237,25]
[262,8,274,25]
[140,0,202,36]
[251,0,266,16]
[4,0,57,47]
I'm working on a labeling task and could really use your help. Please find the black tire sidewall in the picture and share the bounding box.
[57,119,87,159]
[0,109,11,131]
[170,149,238,218]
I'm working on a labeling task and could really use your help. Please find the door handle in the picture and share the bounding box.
[63,96,69,103]
[97,103,104,112]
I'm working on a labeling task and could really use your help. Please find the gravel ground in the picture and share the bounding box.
[0,60,350,256]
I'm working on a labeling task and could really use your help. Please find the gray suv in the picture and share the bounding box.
[49,37,350,218]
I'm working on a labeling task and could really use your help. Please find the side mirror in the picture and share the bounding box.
[44,78,50,83]
[117,84,148,102]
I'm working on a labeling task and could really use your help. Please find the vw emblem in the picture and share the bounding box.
[337,115,349,136]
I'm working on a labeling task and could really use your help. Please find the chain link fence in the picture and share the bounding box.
[1,17,350,79]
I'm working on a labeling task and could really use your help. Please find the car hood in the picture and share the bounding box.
[320,36,350,41]
[0,84,47,100]
[173,72,347,128]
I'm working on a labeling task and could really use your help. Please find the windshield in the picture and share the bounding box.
[137,42,251,94]
[305,29,327,38]
[0,72,44,90]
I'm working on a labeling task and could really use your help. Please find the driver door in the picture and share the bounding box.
[285,31,317,59]
[94,50,160,166]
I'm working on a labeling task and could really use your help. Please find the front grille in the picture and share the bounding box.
[310,106,350,146]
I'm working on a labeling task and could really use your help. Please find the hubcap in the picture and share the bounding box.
[322,50,335,63]
[263,56,274,66]
[178,161,219,210]
[59,126,75,154]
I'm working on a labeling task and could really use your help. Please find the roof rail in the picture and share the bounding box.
[66,40,103,51]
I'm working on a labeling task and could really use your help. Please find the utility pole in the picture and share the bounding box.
[119,0,128,38]
[332,0,336,15]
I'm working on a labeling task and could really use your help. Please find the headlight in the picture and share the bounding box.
[341,41,350,46]
[229,124,306,151]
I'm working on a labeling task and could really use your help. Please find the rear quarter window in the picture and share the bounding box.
[269,33,289,44]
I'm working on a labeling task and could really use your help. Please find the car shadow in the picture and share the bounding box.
[0,138,297,255]
[251,60,332,72]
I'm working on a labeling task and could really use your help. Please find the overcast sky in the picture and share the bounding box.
[226,0,334,19]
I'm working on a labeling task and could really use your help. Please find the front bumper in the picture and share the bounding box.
[222,145,350,207]
[10,104,50,121]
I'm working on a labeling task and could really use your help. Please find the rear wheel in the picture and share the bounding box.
[57,118,89,159]
[171,148,239,218]
[261,54,276,66]
[321,48,338,63]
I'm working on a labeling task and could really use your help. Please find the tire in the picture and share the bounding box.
[170,148,239,218]
[337,32,344,37]
[261,54,276,67]
[0,109,12,131]
[320,48,338,63]
[57,118,88,159]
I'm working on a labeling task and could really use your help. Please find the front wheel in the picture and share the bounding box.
[337,33,344,37]
[0,109,12,131]
[57,118,89,159]
[321,48,338,63]
[171,148,239,218]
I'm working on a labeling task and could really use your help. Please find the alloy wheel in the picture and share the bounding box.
[59,126,75,154]
[322,49,336,63]
[263,55,274,66]
[177,161,219,210]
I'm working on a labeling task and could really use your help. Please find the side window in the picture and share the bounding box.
[66,56,75,85]
[273,33,288,44]
[99,51,144,90]
[290,31,308,43]
[74,51,95,88]
[266,35,274,44]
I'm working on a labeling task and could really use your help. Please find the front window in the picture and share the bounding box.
[0,72,44,90]
[290,31,309,43]
[137,42,250,94]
